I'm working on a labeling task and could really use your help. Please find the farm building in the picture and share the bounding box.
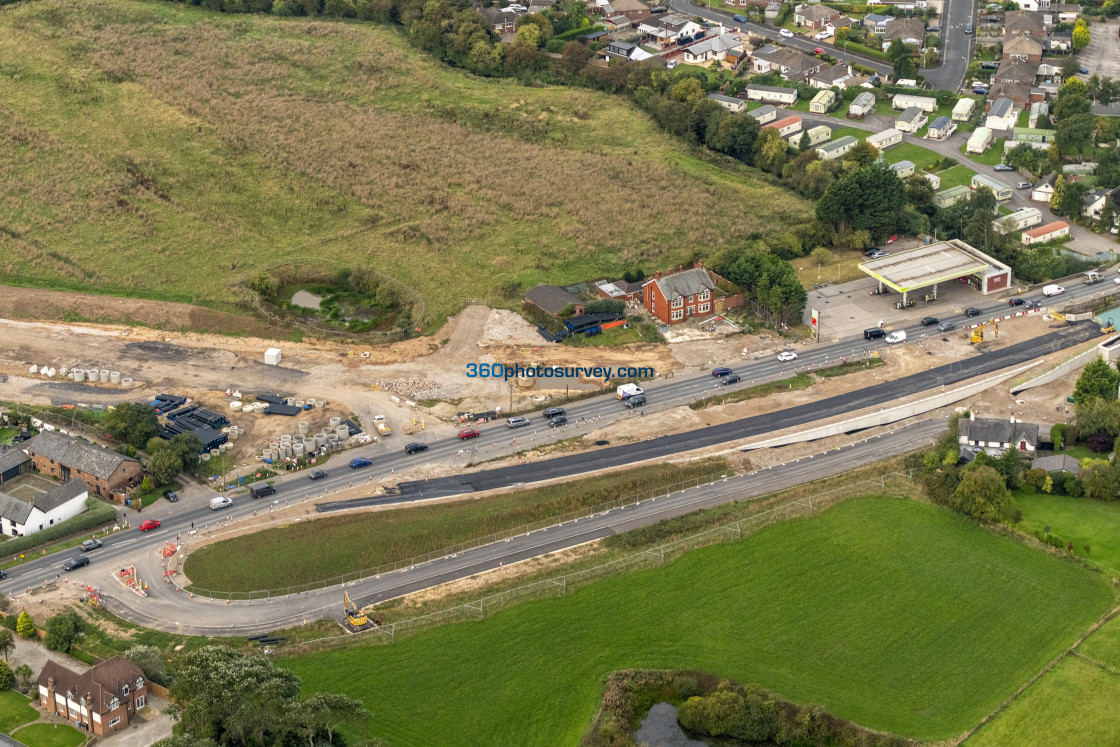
[848,91,876,118]
[952,97,977,122]
[815,135,858,160]
[789,125,830,148]
[23,431,141,502]
[934,185,972,208]
[525,284,584,318]
[1021,220,1070,245]
[895,107,928,133]
[924,173,941,189]
[927,116,956,141]
[972,174,1013,201]
[892,93,938,113]
[985,98,1018,130]
[764,115,802,138]
[747,104,778,124]
[966,127,993,154]
[0,476,88,538]
[890,160,916,178]
[993,207,1043,234]
[809,89,837,113]
[867,128,903,151]
[707,93,746,113]
[742,85,798,105]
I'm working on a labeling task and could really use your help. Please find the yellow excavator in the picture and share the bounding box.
[344,591,370,631]
[970,320,998,345]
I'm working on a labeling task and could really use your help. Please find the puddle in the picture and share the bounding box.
[291,290,323,310]
[633,702,708,747]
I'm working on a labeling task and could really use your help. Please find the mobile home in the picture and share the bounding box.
[972,173,1013,201]
[992,207,1042,234]
[892,93,938,113]
[952,97,977,122]
[966,126,993,154]
[809,89,838,114]
[867,128,903,151]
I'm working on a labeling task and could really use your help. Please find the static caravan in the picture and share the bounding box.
[952,97,977,122]
[927,116,957,141]
[924,172,941,190]
[890,160,916,178]
[992,207,1042,234]
[790,125,831,148]
[809,89,838,114]
[707,93,747,113]
[895,107,928,133]
[934,185,971,208]
[848,91,876,119]
[972,173,1013,201]
[743,85,798,105]
[747,104,778,124]
[815,135,858,161]
[867,128,903,151]
[765,115,803,138]
[892,93,938,113]
[967,126,993,154]
[1021,220,1070,245]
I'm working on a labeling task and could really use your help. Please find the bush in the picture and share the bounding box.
[0,615,16,633]
[69,647,97,666]
[0,661,13,691]
[0,498,117,560]
[1088,431,1115,453]
[43,611,83,653]
[15,612,34,639]
[585,299,625,315]
[1051,424,1064,451]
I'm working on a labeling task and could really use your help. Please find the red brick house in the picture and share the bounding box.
[37,657,148,737]
[24,430,141,502]
[610,0,651,22]
[642,263,718,324]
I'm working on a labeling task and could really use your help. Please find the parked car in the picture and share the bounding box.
[210,496,233,510]
[813,47,823,54]
[973,86,989,95]
[920,316,939,326]
[780,28,794,37]
[964,307,983,317]
[994,163,1014,172]
[937,321,956,332]
[404,442,429,454]
[62,556,89,572]
[866,74,881,86]
[1016,181,1032,190]
[711,367,733,377]
[458,428,481,439]
[814,30,830,40]
[506,416,531,428]
[308,470,328,480]
[249,483,276,499]
[867,249,888,259]
[1008,298,1025,306]
[139,519,161,532]
[732,13,747,22]
[864,328,886,339]
[548,415,568,428]
[776,351,797,362]
[349,457,372,468]
[1080,65,1089,75]
[162,490,178,502]
[543,407,566,419]
[80,539,102,552]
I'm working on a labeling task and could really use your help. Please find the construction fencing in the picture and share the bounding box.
[271,472,916,657]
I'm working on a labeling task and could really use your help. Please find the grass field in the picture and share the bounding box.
[1012,492,1120,576]
[0,0,810,327]
[0,691,38,735]
[880,142,943,172]
[935,164,979,190]
[794,246,872,288]
[9,724,85,747]
[184,459,729,593]
[281,498,1113,745]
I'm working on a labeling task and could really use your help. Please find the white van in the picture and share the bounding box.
[885,330,907,344]
[1042,284,1065,296]
[210,496,233,511]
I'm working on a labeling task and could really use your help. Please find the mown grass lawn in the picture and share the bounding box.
[0,691,38,735]
[963,137,1008,166]
[1013,491,1120,576]
[9,723,85,747]
[880,142,943,171]
[282,498,1113,746]
[935,164,979,190]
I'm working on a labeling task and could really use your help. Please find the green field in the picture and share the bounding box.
[0,691,38,735]
[9,724,85,747]
[1013,492,1120,576]
[282,498,1113,745]
[963,138,1008,167]
[184,460,728,594]
[0,0,810,327]
[881,142,943,171]
[935,164,979,190]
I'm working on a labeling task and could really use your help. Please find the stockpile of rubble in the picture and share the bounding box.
[374,377,445,400]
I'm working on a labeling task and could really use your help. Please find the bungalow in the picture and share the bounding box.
[0,476,88,538]
[1004,10,1045,38]
[637,13,702,47]
[37,657,149,738]
[741,84,798,105]
[478,6,517,34]
[525,284,584,318]
[24,431,141,501]
[682,33,743,64]
[825,16,854,35]
[895,106,928,133]
[609,0,651,21]
[1031,173,1058,203]
[892,93,938,113]
[890,160,916,178]
[1032,454,1081,476]
[880,18,927,50]
[994,59,1040,86]
[924,172,941,190]
[642,264,718,324]
[794,3,840,30]
[1021,220,1070,244]
[927,115,956,140]
[746,104,778,124]
[958,415,1040,457]
[993,207,1043,234]
[867,128,903,151]
[809,63,854,89]
[816,135,858,160]
[765,115,803,138]
[952,97,977,122]
[985,97,1018,130]
[862,12,891,33]
[1003,33,1043,61]
[809,89,837,113]
[967,126,993,154]
[934,185,972,208]
[599,40,654,61]
[708,93,747,113]
[847,91,876,118]
[750,45,825,82]
[791,125,831,148]
[972,173,1013,201]
[1083,186,1120,221]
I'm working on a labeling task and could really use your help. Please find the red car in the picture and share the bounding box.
[458,428,481,439]
[814,47,823,54]
[885,235,898,244]
[139,519,161,532]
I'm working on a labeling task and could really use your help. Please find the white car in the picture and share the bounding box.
[814,30,830,40]
[779,28,794,38]
[507,3,526,10]
[777,351,797,362]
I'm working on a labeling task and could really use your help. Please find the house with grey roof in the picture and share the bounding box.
[0,449,31,484]
[642,263,719,324]
[525,284,585,318]
[958,415,1041,457]
[24,429,142,501]
[1031,454,1081,476]
[0,477,88,537]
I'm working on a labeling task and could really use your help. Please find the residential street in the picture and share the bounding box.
[922,0,978,92]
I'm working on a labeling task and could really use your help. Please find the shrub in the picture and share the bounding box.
[0,661,13,691]
[13,664,31,690]
[1088,431,1115,453]
[0,615,16,633]
[15,611,34,639]
[43,611,83,653]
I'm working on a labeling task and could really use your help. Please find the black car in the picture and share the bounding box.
[308,470,328,480]
[964,307,982,317]
[543,407,566,419]
[721,374,741,384]
[1080,66,1089,75]
[0,569,6,580]
[1025,298,1042,308]
[404,442,429,454]
[80,539,103,552]
[250,484,276,499]
[993,163,1014,172]
[864,328,886,339]
[1008,298,1025,307]
[711,367,733,377]
[920,317,939,326]
[162,490,178,502]
[62,556,90,572]
[548,415,568,427]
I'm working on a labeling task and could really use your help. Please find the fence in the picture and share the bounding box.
[271,472,916,657]
[178,470,735,600]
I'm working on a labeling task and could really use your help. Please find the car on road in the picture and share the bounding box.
[937,321,956,332]
[349,457,372,468]
[864,328,886,339]
[964,307,983,317]
[210,496,233,510]
[623,394,646,408]
[548,415,568,428]
[779,28,794,37]
[721,373,741,384]
[404,442,429,454]
[250,483,276,499]
[711,367,733,377]
[139,519,161,532]
[0,569,6,580]
[543,407,566,419]
[308,470,328,480]
[458,428,481,439]
[732,13,746,22]
[885,330,907,344]
[813,47,823,54]
[162,490,178,502]
[62,556,89,572]
[1025,298,1043,308]
[1043,284,1065,296]
[964,22,973,33]
[1016,181,1032,190]
[920,316,939,326]
[1008,298,1025,306]
[776,351,797,362]
[506,416,531,428]
[993,163,1014,172]
[80,539,102,552]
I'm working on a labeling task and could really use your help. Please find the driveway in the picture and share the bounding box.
[1079,22,1120,79]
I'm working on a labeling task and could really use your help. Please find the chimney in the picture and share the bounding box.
[655,270,661,280]
[696,259,704,269]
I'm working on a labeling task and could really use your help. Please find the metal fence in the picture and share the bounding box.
[270,472,916,657]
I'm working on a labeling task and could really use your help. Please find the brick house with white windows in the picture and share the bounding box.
[642,263,718,324]
[38,657,148,738]
[23,430,141,502]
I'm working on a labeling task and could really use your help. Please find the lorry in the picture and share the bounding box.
[373,415,391,436]
[616,383,644,400]
[1084,271,1102,285]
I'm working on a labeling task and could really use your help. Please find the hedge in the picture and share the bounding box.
[69,646,97,666]
[552,24,604,43]
[0,498,117,560]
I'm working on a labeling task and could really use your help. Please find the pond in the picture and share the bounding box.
[290,290,323,310]
[633,703,708,747]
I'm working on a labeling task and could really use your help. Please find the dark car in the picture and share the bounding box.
[1025,298,1043,308]
[458,428,481,439]
[920,316,939,326]
[548,415,568,427]
[994,163,1014,172]
[349,457,372,468]
[964,22,973,33]
[1008,298,1025,306]
[864,328,887,339]
[63,556,90,572]
[623,394,646,409]
[80,539,103,552]
[162,489,178,502]
[711,367,733,377]
[404,442,429,454]
[732,13,746,22]
[0,569,5,580]
[964,307,982,317]
[937,321,956,332]
[1080,66,1089,75]
[721,373,741,384]
[249,484,276,499]
[543,407,566,419]
[308,470,328,480]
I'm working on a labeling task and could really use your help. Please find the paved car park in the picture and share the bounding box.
[1080,22,1120,79]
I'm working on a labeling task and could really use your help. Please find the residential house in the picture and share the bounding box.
[880,18,926,50]
[825,15,854,35]
[987,80,1032,107]
[1031,454,1081,476]
[934,185,972,208]
[1018,0,1046,9]
[927,115,956,140]
[1083,187,1120,221]
[952,97,977,122]
[1004,10,1045,38]
[890,160,916,178]
[1053,3,1080,23]
[681,32,743,64]
[1022,220,1070,244]
[967,126,993,154]
[862,12,891,33]
[985,97,1018,130]
[38,657,149,737]
[993,207,1043,234]
[0,449,31,485]
[609,0,651,21]
[1037,60,1062,81]
[741,84,798,105]
[750,45,826,82]
[816,135,858,160]
[867,128,903,150]
[0,477,87,538]
[1003,33,1043,61]
[637,13,701,47]
[24,430,141,501]
[994,59,1040,86]
[1031,173,1059,203]
[895,106,928,132]
[763,1,782,20]
[642,264,718,324]
[809,63,854,89]
[599,40,654,61]
[958,415,1040,456]
[764,115,803,138]
[1046,30,1073,53]
[809,89,837,113]
[847,91,876,118]
[527,0,557,12]
[746,104,778,123]
[603,15,633,32]
[478,6,517,34]
[892,93,938,112]
[794,3,839,29]
[524,284,584,318]
[708,93,747,113]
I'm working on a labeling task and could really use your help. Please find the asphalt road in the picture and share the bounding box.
[922,0,978,92]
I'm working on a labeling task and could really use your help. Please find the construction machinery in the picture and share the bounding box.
[970,320,998,345]
[344,591,371,632]
[1102,320,1116,335]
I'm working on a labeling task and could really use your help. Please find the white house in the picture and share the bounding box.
[993,207,1043,234]
[1022,220,1070,244]
[1031,173,1058,203]
[985,97,1018,130]
[681,32,743,64]
[958,415,1040,457]
[892,93,938,113]
[952,97,977,122]
[0,477,88,537]
[636,13,703,47]
[867,128,903,151]
[1082,187,1120,220]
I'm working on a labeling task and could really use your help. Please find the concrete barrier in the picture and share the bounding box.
[1011,334,1120,393]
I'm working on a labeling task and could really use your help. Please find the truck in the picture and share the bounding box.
[373,415,391,436]
[616,383,644,400]
[1084,271,1103,285]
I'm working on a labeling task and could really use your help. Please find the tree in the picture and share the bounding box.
[1072,18,1090,52]
[951,465,1012,522]
[13,664,32,691]
[810,246,834,270]
[124,644,166,684]
[560,40,591,75]
[1055,113,1095,158]
[1049,174,1066,213]
[105,402,161,450]
[1075,398,1120,438]
[994,448,1025,490]
[0,629,14,661]
[816,164,905,239]
[169,432,202,472]
[798,130,811,152]
[289,692,370,745]
[15,612,34,639]
[249,272,273,297]
[152,737,219,747]
[148,448,183,487]
[752,127,789,174]
[843,140,880,166]
[707,113,760,163]
[1073,357,1120,403]
[43,611,83,654]
[1053,88,1091,120]
[0,661,13,692]
[1082,461,1120,501]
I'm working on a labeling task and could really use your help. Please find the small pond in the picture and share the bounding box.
[290,290,323,310]
[633,703,708,747]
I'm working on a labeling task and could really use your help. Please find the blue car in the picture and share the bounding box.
[732,13,746,22]
[349,457,372,468]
